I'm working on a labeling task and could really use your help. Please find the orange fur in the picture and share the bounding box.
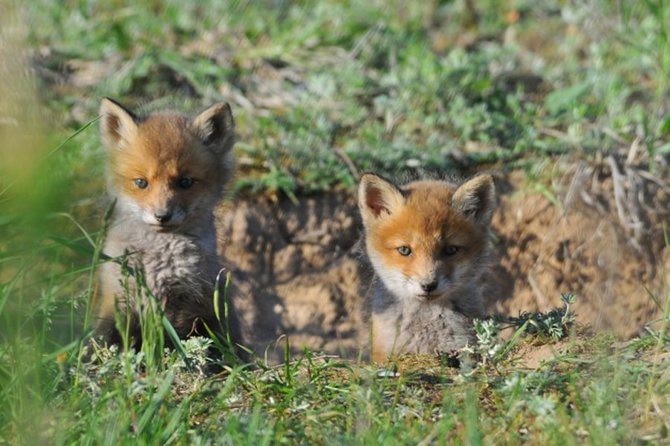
[359,174,496,362]
[367,181,489,288]
[94,98,245,359]
[110,115,220,212]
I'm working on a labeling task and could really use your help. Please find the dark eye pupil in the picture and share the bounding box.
[179,177,194,189]
[444,246,458,255]
[397,246,411,256]
[134,178,148,189]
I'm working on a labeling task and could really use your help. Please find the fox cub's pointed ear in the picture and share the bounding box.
[99,97,138,149]
[358,174,405,225]
[192,102,235,154]
[451,174,496,226]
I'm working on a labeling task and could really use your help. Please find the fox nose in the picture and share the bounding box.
[421,281,438,293]
[154,210,173,223]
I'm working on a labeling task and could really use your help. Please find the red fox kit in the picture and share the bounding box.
[358,173,496,363]
[94,97,244,358]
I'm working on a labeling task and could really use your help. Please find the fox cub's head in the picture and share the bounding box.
[358,174,496,303]
[99,98,235,230]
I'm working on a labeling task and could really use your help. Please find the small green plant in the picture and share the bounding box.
[472,293,578,368]
[472,317,502,361]
[511,292,577,341]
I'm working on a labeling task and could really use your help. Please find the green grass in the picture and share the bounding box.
[5,301,670,444]
[1,0,670,444]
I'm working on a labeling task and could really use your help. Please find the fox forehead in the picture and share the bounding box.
[370,181,485,249]
[402,181,456,226]
[402,181,459,236]
[111,114,215,179]
[371,206,464,249]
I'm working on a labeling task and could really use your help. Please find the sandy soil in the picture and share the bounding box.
[218,166,670,361]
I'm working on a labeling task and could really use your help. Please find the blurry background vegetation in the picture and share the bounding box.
[21,0,670,195]
[1,0,669,443]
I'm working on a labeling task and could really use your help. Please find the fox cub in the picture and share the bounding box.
[358,173,496,362]
[94,97,244,358]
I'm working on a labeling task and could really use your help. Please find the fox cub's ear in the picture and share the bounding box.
[192,102,235,155]
[99,97,138,149]
[451,174,496,226]
[358,174,405,225]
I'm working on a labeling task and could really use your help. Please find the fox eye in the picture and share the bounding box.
[178,177,194,189]
[134,178,148,189]
[397,246,412,256]
[443,245,459,256]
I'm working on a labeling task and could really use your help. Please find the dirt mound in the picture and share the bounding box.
[218,167,669,360]
[218,192,367,359]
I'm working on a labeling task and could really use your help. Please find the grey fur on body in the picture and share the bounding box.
[97,214,242,343]
[369,274,483,356]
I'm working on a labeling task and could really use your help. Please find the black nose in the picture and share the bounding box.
[421,281,438,293]
[154,211,172,223]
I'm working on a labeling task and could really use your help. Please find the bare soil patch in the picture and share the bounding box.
[219,167,669,361]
